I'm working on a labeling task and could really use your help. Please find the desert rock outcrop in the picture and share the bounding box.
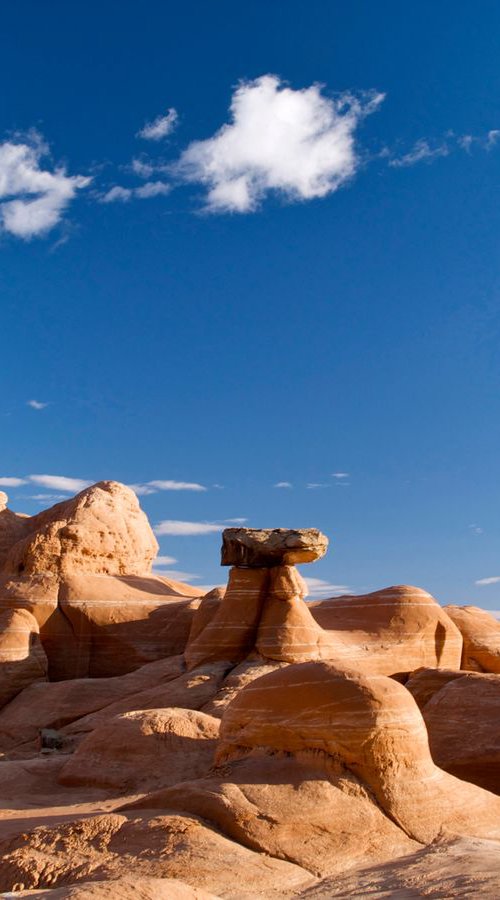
[58,707,220,791]
[444,604,500,672]
[1,481,159,578]
[2,500,500,897]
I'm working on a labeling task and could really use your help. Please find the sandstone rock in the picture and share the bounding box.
[24,877,220,899]
[185,567,269,670]
[444,604,500,672]
[255,565,341,663]
[0,812,313,895]
[0,655,185,751]
[60,662,228,740]
[0,494,30,570]
[309,586,463,675]
[421,671,500,794]
[297,836,500,899]
[124,751,418,878]
[405,666,464,708]
[1,481,158,577]
[58,708,219,791]
[0,572,202,681]
[216,661,500,844]
[187,587,225,645]
[59,574,201,678]
[221,527,328,567]
[201,657,287,717]
[0,607,47,708]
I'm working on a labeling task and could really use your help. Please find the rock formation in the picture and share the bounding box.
[444,604,500,672]
[1,490,500,898]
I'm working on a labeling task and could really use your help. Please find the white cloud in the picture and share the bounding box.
[154,520,223,536]
[307,482,331,489]
[100,182,170,203]
[27,399,49,410]
[0,477,27,487]
[274,481,292,488]
[475,576,500,586]
[177,75,384,213]
[225,517,248,524]
[27,474,92,492]
[138,108,178,141]
[469,524,484,535]
[332,472,349,478]
[100,185,133,203]
[487,129,500,148]
[127,483,157,496]
[0,136,90,239]
[131,158,155,178]
[153,569,201,582]
[389,139,449,168]
[27,493,68,501]
[135,181,170,199]
[304,577,351,598]
[153,555,178,567]
[148,480,207,492]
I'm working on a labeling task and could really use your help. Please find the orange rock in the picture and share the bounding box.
[405,666,464,708]
[421,671,500,794]
[58,707,219,791]
[0,607,47,708]
[0,654,185,750]
[59,574,201,678]
[1,481,158,578]
[217,661,500,844]
[309,585,463,674]
[184,567,269,670]
[255,565,340,662]
[24,877,219,899]
[0,812,312,895]
[444,604,500,672]
[124,751,418,877]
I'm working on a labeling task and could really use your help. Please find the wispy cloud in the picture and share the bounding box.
[274,481,292,488]
[27,474,92,492]
[469,523,484,535]
[138,108,178,141]
[27,493,68,501]
[152,555,178,567]
[154,569,201,582]
[27,399,49,410]
[154,520,223,536]
[475,576,500,586]
[177,75,384,213]
[304,577,351,598]
[0,133,90,239]
[307,482,331,489]
[100,181,170,203]
[148,480,206,492]
[0,477,27,487]
[332,472,349,479]
[129,480,207,496]
[389,139,449,168]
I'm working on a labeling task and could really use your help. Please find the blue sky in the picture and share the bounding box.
[2,0,500,607]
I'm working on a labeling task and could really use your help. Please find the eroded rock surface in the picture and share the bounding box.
[445,604,500,672]
[221,527,328,567]
[1,502,500,898]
